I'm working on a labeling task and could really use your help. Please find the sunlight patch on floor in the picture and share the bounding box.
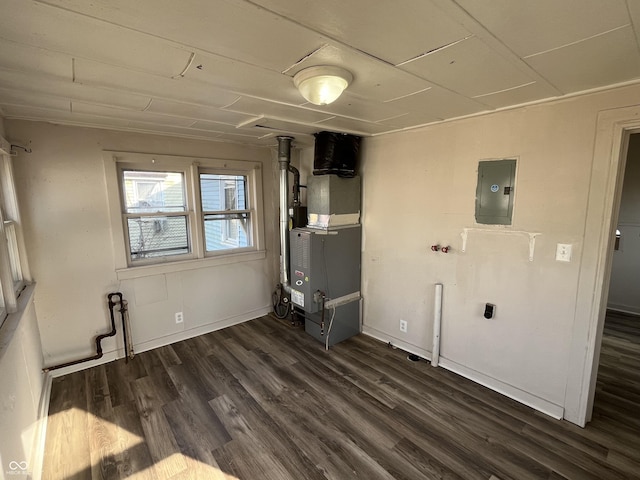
[133,453,240,479]
[44,408,143,479]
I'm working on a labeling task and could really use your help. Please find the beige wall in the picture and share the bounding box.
[357,84,640,421]
[6,120,278,369]
[6,81,640,428]
[608,133,640,314]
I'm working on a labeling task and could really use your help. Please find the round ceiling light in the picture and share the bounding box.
[293,66,353,105]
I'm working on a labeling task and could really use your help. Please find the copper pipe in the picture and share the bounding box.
[43,292,129,371]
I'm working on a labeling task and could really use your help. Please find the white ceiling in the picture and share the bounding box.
[1,0,639,147]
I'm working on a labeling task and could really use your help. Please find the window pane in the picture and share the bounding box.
[123,171,186,213]
[204,213,251,251]
[200,174,247,211]
[128,215,189,259]
[4,221,22,284]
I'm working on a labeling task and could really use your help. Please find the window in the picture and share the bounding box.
[0,140,31,326]
[122,170,190,261]
[200,173,251,252]
[106,153,264,274]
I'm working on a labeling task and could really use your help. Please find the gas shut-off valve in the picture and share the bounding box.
[431,245,451,253]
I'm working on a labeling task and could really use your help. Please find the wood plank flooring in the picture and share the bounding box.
[42,312,640,479]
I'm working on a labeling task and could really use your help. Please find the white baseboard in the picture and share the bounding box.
[438,357,564,420]
[48,305,271,377]
[362,326,433,361]
[361,325,564,421]
[133,305,271,355]
[47,350,119,378]
[30,372,52,480]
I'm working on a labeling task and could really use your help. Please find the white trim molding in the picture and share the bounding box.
[564,104,640,426]
[362,326,564,420]
[48,305,271,378]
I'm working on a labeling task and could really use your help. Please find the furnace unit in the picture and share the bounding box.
[290,174,361,347]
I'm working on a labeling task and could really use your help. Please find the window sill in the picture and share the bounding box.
[116,249,267,280]
[0,283,37,363]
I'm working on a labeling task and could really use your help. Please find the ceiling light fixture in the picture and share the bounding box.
[293,66,353,105]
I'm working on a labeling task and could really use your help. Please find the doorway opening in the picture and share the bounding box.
[590,133,640,427]
[568,105,640,427]
[606,133,640,317]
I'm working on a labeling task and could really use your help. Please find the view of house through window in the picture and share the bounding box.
[122,170,189,260]
[114,159,260,268]
[200,173,251,252]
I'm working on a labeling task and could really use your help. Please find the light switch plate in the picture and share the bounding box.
[556,243,572,262]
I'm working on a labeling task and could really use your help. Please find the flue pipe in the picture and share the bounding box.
[277,136,294,293]
[288,164,301,207]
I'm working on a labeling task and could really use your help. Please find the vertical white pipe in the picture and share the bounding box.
[432,283,443,367]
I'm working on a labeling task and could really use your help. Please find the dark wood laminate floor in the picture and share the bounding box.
[42,312,640,480]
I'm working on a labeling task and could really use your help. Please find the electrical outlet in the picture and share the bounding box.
[556,243,572,262]
[175,312,184,324]
[399,319,408,333]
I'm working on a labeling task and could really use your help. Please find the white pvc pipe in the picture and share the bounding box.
[432,283,443,367]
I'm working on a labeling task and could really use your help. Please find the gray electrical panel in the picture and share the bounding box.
[290,225,361,346]
[475,159,516,225]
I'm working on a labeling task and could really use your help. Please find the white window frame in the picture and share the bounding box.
[120,165,194,265]
[200,169,254,255]
[0,137,31,326]
[104,152,266,280]
[221,179,239,245]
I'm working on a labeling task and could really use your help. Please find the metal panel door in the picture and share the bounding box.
[475,159,516,225]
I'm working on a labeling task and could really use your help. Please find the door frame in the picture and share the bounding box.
[564,104,640,426]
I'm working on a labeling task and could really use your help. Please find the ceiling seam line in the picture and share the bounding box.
[623,0,640,56]
[472,82,537,99]
[434,0,563,95]
[524,24,632,59]
[31,0,287,74]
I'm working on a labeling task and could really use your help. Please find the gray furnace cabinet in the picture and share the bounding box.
[289,225,361,346]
